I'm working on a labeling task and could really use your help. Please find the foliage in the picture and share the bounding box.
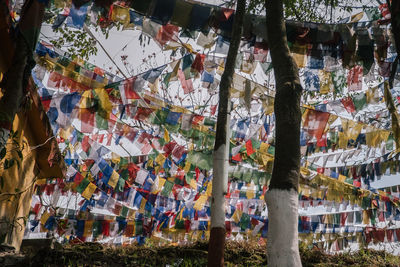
[13,240,400,266]
[247,0,364,22]
[51,25,98,61]
[44,7,98,61]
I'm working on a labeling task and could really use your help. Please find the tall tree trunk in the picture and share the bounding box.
[0,0,45,149]
[383,0,400,150]
[388,0,400,90]
[207,0,246,266]
[265,0,303,266]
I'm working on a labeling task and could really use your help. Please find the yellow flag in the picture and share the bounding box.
[154,166,160,174]
[232,209,243,223]
[157,178,166,192]
[80,90,92,108]
[178,207,185,220]
[40,211,50,225]
[108,171,119,189]
[147,159,154,168]
[169,59,181,81]
[149,79,159,94]
[139,198,147,213]
[82,182,97,200]
[259,142,269,154]
[59,126,73,140]
[291,43,307,68]
[338,174,346,183]
[319,70,333,94]
[381,130,390,143]
[350,12,364,23]
[193,194,208,211]
[155,153,166,166]
[205,183,212,197]
[111,5,130,25]
[338,132,348,149]
[184,161,191,172]
[94,88,112,117]
[164,128,170,143]
[190,178,197,189]
[246,186,255,199]
[362,210,370,224]
[83,220,93,237]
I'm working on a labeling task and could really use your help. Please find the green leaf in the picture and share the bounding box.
[0,148,6,160]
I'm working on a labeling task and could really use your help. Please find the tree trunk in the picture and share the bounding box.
[384,0,400,149]
[265,0,303,266]
[0,0,45,149]
[388,0,400,90]
[207,0,246,266]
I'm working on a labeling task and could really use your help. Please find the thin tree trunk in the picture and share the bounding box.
[265,0,302,266]
[207,0,246,266]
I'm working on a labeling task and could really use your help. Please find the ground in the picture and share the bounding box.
[1,241,400,266]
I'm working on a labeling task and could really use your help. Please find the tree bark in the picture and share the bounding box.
[387,0,400,90]
[265,0,302,266]
[207,0,246,266]
[384,0,400,149]
[0,0,45,149]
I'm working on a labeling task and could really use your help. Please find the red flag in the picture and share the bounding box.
[125,127,138,142]
[178,69,194,94]
[94,67,105,76]
[122,77,140,100]
[303,109,330,140]
[79,108,95,133]
[246,139,255,155]
[134,107,153,121]
[73,172,84,185]
[81,135,91,152]
[231,153,242,162]
[195,167,201,181]
[192,115,204,125]
[106,133,113,146]
[156,24,179,46]
[221,8,234,20]
[341,96,356,114]
[347,65,363,91]
[211,105,217,115]
[316,132,327,147]
[191,53,205,73]
[379,4,391,20]
[98,134,104,143]
[102,221,110,236]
